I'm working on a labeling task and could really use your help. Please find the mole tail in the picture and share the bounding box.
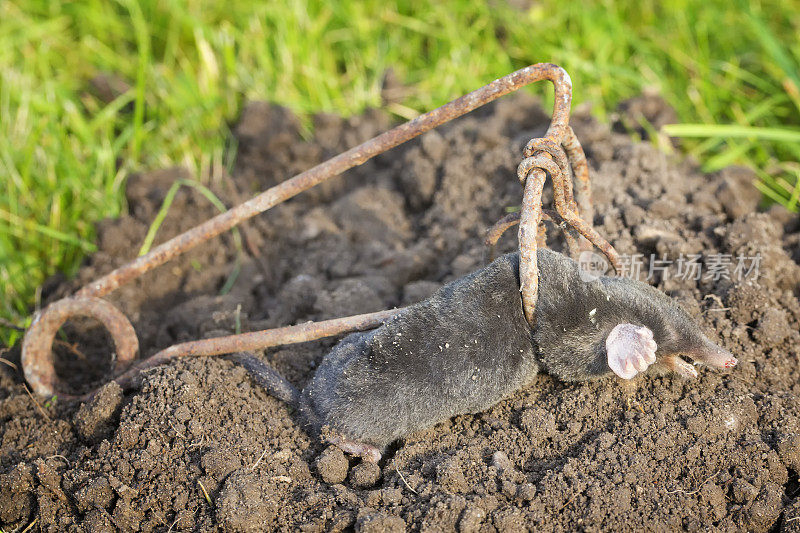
[229,352,302,407]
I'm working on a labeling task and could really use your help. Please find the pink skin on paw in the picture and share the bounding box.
[606,323,657,380]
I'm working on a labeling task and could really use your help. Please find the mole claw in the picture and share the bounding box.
[624,359,635,375]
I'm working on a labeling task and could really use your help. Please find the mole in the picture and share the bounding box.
[231,249,737,462]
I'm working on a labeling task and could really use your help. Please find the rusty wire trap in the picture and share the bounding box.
[21,63,621,400]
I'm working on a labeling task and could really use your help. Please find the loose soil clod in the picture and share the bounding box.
[1,93,799,531]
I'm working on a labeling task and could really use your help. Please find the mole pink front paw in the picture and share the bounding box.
[606,323,657,380]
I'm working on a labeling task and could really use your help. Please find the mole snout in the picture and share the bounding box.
[692,343,738,369]
[658,339,737,379]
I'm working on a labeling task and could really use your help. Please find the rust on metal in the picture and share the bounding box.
[561,126,593,226]
[485,209,574,248]
[75,63,576,300]
[486,209,581,260]
[522,138,571,180]
[109,308,404,392]
[21,297,138,399]
[548,159,622,273]
[518,168,547,325]
[514,78,622,316]
[516,155,564,324]
[536,218,549,249]
[484,209,560,261]
[21,62,622,397]
[485,212,526,250]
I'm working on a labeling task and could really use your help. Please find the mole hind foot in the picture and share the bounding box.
[327,435,382,463]
[661,355,699,379]
[606,323,657,380]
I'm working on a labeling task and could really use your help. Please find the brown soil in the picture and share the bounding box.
[2,94,800,532]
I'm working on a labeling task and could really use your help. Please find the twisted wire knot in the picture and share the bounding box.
[516,136,570,185]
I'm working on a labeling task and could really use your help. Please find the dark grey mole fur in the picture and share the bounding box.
[233,249,726,452]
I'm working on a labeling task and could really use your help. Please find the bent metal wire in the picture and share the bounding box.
[21,63,620,400]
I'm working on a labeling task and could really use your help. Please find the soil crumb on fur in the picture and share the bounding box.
[2,94,800,531]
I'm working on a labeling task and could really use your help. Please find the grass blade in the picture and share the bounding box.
[663,124,800,143]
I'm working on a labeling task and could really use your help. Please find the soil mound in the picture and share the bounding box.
[2,94,799,531]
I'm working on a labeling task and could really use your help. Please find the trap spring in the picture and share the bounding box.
[21,63,620,399]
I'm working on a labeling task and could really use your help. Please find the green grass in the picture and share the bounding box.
[1,0,799,345]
